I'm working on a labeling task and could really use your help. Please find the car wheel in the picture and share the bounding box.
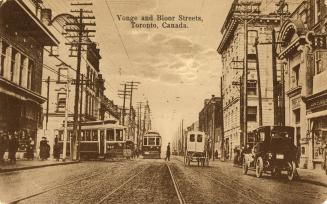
[242,157,248,175]
[256,157,263,178]
[287,161,297,181]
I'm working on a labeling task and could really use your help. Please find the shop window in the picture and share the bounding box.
[106,129,114,141]
[293,109,300,124]
[247,80,257,95]
[143,138,147,145]
[57,93,66,112]
[0,40,9,76]
[247,106,257,122]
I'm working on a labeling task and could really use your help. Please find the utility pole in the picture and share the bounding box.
[220,77,225,161]
[234,0,261,148]
[78,74,84,160]
[45,76,50,130]
[118,84,130,126]
[254,37,263,126]
[63,70,70,162]
[125,81,140,140]
[272,29,278,126]
[65,2,96,160]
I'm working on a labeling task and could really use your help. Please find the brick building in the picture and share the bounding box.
[199,95,223,159]
[0,0,58,156]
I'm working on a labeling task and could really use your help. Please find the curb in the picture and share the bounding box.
[0,161,80,173]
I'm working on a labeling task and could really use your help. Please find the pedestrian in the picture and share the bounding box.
[40,137,47,160]
[214,150,218,159]
[25,137,35,160]
[53,138,61,161]
[8,133,19,164]
[135,147,139,159]
[46,140,50,160]
[165,142,171,161]
[0,132,8,163]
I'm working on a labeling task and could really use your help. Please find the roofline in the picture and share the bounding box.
[14,0,59,45]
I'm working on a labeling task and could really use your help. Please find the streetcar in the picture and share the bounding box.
[242,126,298,181]
[184,131,209,166]
[55,120,127,160]
[142,131,161,159]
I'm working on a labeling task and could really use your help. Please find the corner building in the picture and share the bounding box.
[217,0,301,160]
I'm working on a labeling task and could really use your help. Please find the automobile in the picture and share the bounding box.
[242,126,298,181]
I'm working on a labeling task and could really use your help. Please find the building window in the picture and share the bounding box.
[292,64,300,87]
[293,109,300,124]
[0,41,9,76]
[57,68,67,83]
[10,48,17,81]
[247,106,257,122]
[315,51,327,74]
[27,60,35,90]
[19,55,26,86]
[315,0,322,24]
[57,93,66,112]
[247,80,257,95]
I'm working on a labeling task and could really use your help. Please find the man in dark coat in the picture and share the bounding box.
[0,132,8,163]
[53,139,61,161]
[8,134,19,164]
[40,137,47,160]
[165,143,171,161]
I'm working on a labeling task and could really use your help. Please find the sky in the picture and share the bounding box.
[42,0,232,146]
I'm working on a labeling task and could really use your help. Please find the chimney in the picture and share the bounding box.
[41,8,52,25]
[211,95,215,98]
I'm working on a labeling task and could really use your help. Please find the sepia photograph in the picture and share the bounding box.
[0,0,326,203]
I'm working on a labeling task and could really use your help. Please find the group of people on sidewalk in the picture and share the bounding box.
[0,131,20,164]
[0,132,62,164]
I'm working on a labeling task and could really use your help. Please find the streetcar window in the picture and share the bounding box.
[190,134,195,142]
[81,131,85,141]
[197,135,203,142]
[116,129,123,141]
[92,130,98,141]
[156,138,160,146]
[106,129,114,141]
[149,138,155,145]
[85,130,91,141]
[144,138,148,145]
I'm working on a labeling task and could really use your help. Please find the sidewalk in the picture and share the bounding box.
[0,159,79,173]
[173,156,327,186]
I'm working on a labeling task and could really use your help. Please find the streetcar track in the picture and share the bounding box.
[7,171,106,204]
[175,157,272,204]
[166,163,187,204]
[96,166,150,204]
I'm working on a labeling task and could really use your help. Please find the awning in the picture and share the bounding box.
[306,110,327,119]
[0,0,59,46]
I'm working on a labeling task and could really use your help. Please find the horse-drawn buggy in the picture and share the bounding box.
[242,126,299,181]
[184,131,209,167]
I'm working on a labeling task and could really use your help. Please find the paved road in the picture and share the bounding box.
[0,158,325,204]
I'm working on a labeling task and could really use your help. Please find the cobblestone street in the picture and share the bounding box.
[0,157,326,204]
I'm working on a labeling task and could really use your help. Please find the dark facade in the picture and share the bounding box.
[0,0,58,154]
[199,95,223,158]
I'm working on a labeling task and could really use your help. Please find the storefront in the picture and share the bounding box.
[306,90,327,170]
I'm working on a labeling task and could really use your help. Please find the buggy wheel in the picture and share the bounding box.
[242,157,248,175]
[287,161,297,181]
[255,157,263,178]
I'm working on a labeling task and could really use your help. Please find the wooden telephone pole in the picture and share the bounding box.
[65,2,95,160]
[118,84,131,126]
